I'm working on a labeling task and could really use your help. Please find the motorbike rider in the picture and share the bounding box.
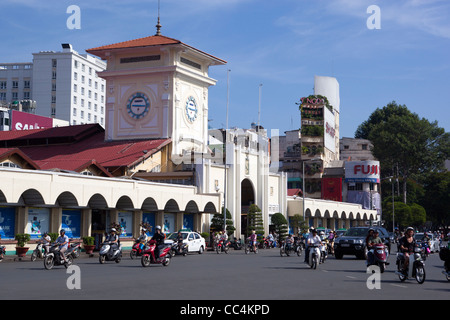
[366,229,383,265]
[151,225,166,259]
[220,230,229,248]
[41,232,52,255]
[176,231,184,254]
[267,233,274,247]
[285,234,294,251]
[137,228,148,253]
[398,227,416,275]
[248,230,257,252]
[105,228,119,254]
[56,229,69,263]
[305,228,322,264]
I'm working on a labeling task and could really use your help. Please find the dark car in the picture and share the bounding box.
[334,226,391,260]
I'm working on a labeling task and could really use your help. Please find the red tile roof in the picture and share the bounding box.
[0,124,171,174]
[288,188,303,197]
[86,34,226,64]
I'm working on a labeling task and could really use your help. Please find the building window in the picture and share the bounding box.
[24,80,30,89]
[0,81,6,89]
[344,145,349,150]
[74,72,78,81]
[24,92,31,99]
[12,92,18,99]
[52,59,57,68]
[52,83,56,91]
[362,144,368,150]
[52,71,57,79]
[12,81,18,89]
[74,84,77,93]
[73,108,77,116]
[73,96,77,104]
[51,96,56,103]
[348,183,363,191]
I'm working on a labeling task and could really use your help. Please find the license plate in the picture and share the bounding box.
[341,244,350,247]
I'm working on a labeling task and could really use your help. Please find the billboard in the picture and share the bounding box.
[345,161,380,183]
[322,177,342,202]
[11,110,53,131]
[323,106,336,153]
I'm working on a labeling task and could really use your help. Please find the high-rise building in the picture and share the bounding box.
[0,62,33,106]
[32,44,107,126]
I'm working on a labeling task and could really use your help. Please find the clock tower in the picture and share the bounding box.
[86,32,226,158]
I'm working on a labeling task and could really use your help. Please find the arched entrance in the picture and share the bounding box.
[241,178,255,237]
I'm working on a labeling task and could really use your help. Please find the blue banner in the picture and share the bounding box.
[62,210,81,238]
[0,207,15,239]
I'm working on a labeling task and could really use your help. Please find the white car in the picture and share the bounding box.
[165,231,206,254]
[415,233,440,253]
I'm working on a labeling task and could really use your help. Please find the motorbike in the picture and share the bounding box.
[0,245,5,262]
[418,240,430,260]
[231,238,242,250]
[293,239,303,257]
[245,240,258,254]
[280,240,292,257]
[99,241,122,264]
[170,241,188,257]
[439,245,450,281]
[307,243,321,269]
[395,245,426,284]
[215,239,229,254]
[31,241,49,261]
[69,241,81,259]
[367,243,388,273]
[141,240,171,267]
[319,242,328,263]
[130,239,146,259]
[43,243,74,270]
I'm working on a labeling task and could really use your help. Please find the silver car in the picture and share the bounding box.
[415,233,440,253]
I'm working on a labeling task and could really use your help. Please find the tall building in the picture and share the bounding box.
[0,62,33,106]
[32,44,107,126]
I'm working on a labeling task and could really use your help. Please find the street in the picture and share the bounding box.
[1,246,449,301]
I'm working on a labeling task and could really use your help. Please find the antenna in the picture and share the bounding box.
[258,83,262,128]
[155,0,162,36]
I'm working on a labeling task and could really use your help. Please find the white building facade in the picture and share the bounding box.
[32,44,107,126]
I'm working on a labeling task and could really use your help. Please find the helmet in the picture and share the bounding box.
[155,225,161,230]
[406,227,414,233]
[111,228,117,233]
[60,229,65,234]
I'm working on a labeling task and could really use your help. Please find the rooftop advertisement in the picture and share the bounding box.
[345,160,380,183]
[11,110,53,131]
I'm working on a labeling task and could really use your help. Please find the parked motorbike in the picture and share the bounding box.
[395,245,426,284]
[31,240,49,261]
[367,243,388,273]
[99,241,122,264]
[439,245,450,282]
[307,244,321,269]
[141,240,171,267]
[245,240,258,254]
[130,239,146,259]
[43,243,74,270]
[170,241,188,257]
[215,239,229,254]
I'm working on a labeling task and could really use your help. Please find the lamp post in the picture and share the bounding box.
[223,69,230,233]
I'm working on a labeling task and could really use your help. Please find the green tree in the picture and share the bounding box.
[288,214,308,236]
[420,172,450,227]
[409,203,426,228]
[247,204,265,240]
[359,101,449,203]
[211,207,235,236]
[271,213,289,240]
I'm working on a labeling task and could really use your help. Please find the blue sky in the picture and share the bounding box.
[1,0,449,138]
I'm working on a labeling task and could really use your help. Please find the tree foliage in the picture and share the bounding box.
[247,204,265,240]
[211,207,236,236]
[271,213,289,240]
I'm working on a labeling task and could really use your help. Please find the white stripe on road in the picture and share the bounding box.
[390,284,408,288]
[346,276,357,279]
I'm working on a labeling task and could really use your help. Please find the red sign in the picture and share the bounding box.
[321,178,342,202]
[11,110,53,131]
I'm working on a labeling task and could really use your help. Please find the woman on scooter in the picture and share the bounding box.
[366,229,382,265]
[151,226,166,259]
[398,227,416,275]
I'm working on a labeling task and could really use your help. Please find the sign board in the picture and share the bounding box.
[345,161,380,183]
[11,110,53,131]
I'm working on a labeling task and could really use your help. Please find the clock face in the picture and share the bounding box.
[185,96,198,123]
[127,92,150,119]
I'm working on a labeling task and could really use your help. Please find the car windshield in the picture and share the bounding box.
[344,228,369,237]
[167,233,188,240]
[414,234,424,241]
